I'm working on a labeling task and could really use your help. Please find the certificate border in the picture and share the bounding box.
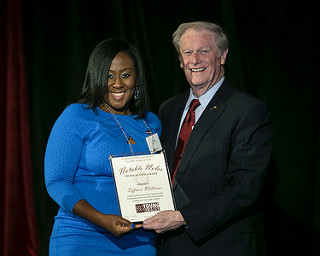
[110,150,176,222]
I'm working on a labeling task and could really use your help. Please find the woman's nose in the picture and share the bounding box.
[113,76,123,88]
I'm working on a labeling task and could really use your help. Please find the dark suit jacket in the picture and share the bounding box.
[157,80,273,256]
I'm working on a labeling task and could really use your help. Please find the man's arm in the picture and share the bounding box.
[144,100,272,240]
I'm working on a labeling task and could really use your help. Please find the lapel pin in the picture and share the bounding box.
[210,105,217,110]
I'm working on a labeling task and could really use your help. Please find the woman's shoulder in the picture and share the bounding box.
[63,103,90,114]
[143,111,161,135]
[143,111,160,123]
[50,103,99,139]
[54,103,98,128]
[60,103,100,119]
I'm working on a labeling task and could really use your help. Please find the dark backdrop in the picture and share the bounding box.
[20,0,319,255]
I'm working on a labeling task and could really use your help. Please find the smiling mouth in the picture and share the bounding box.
[110,92,125,96]
[190,68,206,72]
[110,91,126,100]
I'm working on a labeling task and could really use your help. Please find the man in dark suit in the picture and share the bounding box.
[143,21,273,255]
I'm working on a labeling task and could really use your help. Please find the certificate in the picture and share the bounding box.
[110,151,175,222]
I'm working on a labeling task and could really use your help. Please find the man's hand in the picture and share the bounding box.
[143,210,185,233]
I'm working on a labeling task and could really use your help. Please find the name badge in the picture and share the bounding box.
[146,133,162,153]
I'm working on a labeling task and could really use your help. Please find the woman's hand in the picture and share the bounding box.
[98,214,142,237]
[73,199,141,238]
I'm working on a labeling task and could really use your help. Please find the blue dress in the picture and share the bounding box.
[45,104,161,255]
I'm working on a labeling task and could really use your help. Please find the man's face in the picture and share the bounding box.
[179,29,228,97]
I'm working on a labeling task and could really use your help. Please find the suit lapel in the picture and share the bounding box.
[163,92,189,174]
[173,81,233,189]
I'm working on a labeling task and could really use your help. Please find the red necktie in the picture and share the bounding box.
[172,99,200,183]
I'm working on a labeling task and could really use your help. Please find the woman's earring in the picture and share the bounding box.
[134,86,140,101]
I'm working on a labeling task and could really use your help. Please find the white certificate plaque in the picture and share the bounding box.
[110,151,175,222]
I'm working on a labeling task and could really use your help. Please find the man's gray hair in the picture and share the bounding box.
[172,21,229,56]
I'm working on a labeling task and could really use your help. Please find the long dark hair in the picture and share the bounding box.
[74,39,148,118]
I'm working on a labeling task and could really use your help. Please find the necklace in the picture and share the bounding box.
[104,104,154,155]
[104,104,134,155]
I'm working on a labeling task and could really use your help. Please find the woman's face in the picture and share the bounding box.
[105,52,136,115]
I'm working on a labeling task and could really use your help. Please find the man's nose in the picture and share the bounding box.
[191,52,201,64]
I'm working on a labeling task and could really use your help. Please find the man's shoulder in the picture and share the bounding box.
[228,88,268,108]
[219,80,268,108]
[160,91,189,109]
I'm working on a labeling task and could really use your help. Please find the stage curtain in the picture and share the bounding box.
[0,0,39,255]
[17,0,319,255]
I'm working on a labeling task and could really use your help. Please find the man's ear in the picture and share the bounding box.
[179,55,183,69]
[221,48,229,65]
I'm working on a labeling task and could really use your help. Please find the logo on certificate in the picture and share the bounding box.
[135,202,160,213]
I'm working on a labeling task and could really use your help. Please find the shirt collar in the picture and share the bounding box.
[185,77,225,110]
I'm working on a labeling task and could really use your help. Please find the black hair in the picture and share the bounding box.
[74,39,148,118]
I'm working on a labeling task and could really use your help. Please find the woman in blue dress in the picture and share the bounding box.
[45,39,161,255]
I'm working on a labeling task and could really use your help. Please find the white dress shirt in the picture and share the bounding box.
[176,77,225,145]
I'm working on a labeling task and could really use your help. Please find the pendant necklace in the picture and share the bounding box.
[104,104,134,155]
[104,104,153,156]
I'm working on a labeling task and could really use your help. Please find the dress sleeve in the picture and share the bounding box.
[44,106,86,213]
